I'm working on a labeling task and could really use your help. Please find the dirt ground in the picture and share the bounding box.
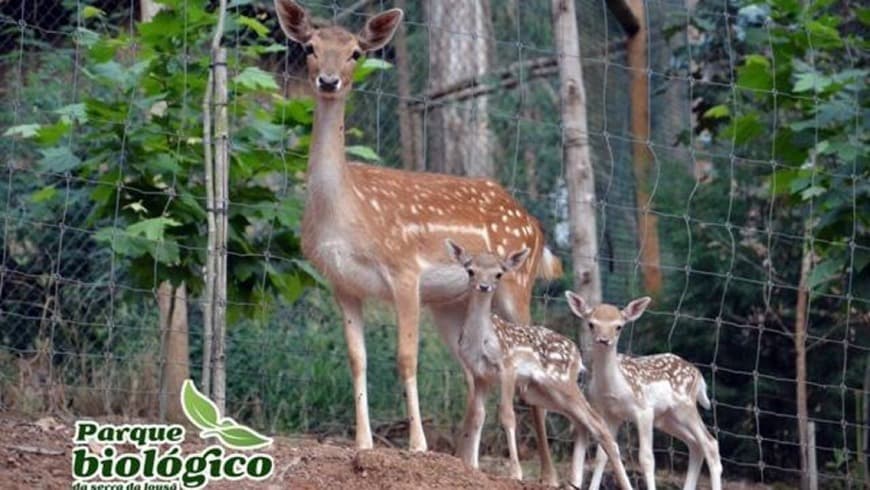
[0,412,771,489]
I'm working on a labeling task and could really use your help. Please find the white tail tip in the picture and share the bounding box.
[697,378,712,410]
[537,247,564,280]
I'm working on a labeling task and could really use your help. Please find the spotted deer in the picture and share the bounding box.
[274,0,563,454]
[447,240,631,489]
[565,292,723,490]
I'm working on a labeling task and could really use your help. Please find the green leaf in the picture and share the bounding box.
[31,186,58,203]
[703,105,730,119]
[82,5,105,19]
[806,20,843,48]
[793,72,831,93]
[737,55,772,91]
[126,217,181,242]
[292,259,328,287]
[3,124,41,138]
[723,114,764,146]
[55,103,88,124]
[234,66,279,91]
[800,185,826,200]
[346,145,380,162]
[213,424,272,450]
[181,380,221,430]
[238,15,269,37]
[353,58,392,83]
[808,257,844,291]
[38,147,81,173]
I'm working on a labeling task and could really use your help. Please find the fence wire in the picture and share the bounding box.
[0,0,867,488]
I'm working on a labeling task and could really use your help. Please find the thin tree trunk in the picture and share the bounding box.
[424,0,493,176]
[626,0,663,295]
[394,0,415,170]
[157,281,189,422]
[551,0,601,351]
[211,46,229,413]
[795,223,812,490]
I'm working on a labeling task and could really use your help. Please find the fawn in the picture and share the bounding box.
[448,240,631,489]
[566,292,723,490]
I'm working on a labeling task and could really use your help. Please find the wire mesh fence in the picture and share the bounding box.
[0,0,867,488]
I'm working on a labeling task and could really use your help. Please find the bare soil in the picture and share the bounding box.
[0,412,771,489]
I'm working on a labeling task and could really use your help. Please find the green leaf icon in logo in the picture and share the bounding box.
[181,379,273,450]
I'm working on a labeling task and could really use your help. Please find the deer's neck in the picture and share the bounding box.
[460,293,500,368]
[591,347,624,386]
[307,98,351,204]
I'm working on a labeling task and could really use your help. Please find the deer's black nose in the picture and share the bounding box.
[317,74,340,92]
[477,284,493,293]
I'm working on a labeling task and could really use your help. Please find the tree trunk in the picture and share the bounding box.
[394,0,415,171]
[626,0,663,295]
[424,0,493,177]
[157,281,189,423]
[795,225,812,490]
[550,0,601,351]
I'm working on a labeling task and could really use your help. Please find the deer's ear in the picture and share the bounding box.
[565,291,592,319]
[622,296,652,322]
[503,247,530,271]
[445,239,469,266]
[275,0,313,44]
[358,8,403,51]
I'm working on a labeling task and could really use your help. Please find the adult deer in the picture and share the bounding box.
[273,0,562,459]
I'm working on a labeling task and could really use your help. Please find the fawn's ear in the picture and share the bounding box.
[502,247,530,271]
[357,8,403,51]
[275,0,313,44]
[445,239,470,267]
[622,296,652,322]
[565,291,593,319]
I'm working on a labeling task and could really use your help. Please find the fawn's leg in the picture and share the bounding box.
[687,410,722,490]
[569,423,589,489]
[634,410,656,490]
[460,377,489,468]
[393,278,427,452]
[499,367,522,480]
[660,413,703,490]
[531,407,558,486]
[335,291,372,449]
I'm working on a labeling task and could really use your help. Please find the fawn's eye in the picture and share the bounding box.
[351,50,362,61]
[303,44,315,56]
[495,272,503,280]
[616,325,623,331]
[467,269,475,277]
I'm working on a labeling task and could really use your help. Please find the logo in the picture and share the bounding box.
[71,380,274,489]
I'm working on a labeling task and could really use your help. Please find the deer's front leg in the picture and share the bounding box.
[393,277,427,452]
[498,366,522,480]
[635,410,656,490]
[459,377,488,468]
[335,291,372,449]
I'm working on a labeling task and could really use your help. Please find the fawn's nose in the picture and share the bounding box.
[596,337,612,346]
[477,284,494,293]
[317,74,341,92]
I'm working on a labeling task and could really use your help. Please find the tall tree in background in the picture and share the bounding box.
[424,0,493,176]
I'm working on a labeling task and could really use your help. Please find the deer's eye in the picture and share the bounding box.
[495,272,503,280]
[303,44,315,56]
[351,50,362,61]
[616,325,623,331]
[467,269,475,277]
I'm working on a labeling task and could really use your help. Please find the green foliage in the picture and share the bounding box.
[662,0,868,483]
[7,1,321,316]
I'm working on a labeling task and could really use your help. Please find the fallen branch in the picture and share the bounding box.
[2,444,64,456]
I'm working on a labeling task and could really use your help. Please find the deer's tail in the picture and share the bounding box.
[537,246,564,280]
[697,377,712,410]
